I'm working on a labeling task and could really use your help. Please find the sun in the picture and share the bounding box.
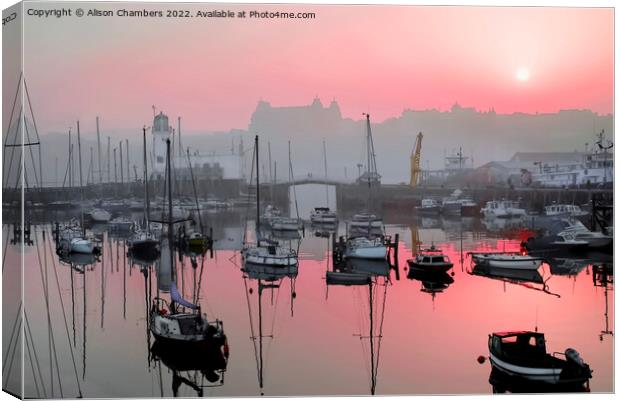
[516,67,530,82]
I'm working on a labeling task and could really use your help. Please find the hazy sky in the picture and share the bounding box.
[21,3,613,133]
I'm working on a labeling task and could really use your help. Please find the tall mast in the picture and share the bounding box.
[68,129,72,189]
[187,148,204,234]
[177,117,182,158]
[323,139,329,206]
[166,139,175,307]
[255,135,260,234]
[126,139,130,182]
[106,136,110,183]
[119,141,124,185]
[143,128,150,231]
[77,121,84,235]
[96,117,102,184]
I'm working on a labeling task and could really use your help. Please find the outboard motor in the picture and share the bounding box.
[560,348,592,382]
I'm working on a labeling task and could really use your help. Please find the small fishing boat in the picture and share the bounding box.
[488,331,592,386]
[326,271,372,286]
[344,236,387,260]
[415,198,441,215]
[407,244,453,272]
[481,200,526,219]
[310,207,337,224]
[470,252,542,270]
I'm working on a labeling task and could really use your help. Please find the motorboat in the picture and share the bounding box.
[470,252,542,270]
[261,204,282,226]
[270,216,302,231]
[348,212,383,229]
[57,221,95,254]
[441,197,462,216]
[544,203,589,218]
[407,244,453,273]
[524,218,612,253]
[87,208,111,223]
[108,216,134,231]
[242,240,298,267]
[481,200,526,219]
[415,198,441,215]
[488,331,592,387]
[310,207,337,224]
[344,236,387,260]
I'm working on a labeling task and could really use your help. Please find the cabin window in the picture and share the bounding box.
[422,257,431,263]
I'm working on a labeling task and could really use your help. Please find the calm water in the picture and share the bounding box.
[2,205,614,397]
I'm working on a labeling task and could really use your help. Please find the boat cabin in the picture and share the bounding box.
[489,331,547,360]
[544,204,584,216]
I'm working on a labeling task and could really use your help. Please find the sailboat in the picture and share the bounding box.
[349,114,383,235]
[149,139,225,348]
[58,122,95,254]
[128,127,160,260]
[310,139,337,225]
[242,136,298,267]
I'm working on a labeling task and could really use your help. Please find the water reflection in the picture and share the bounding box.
[4,209,614,397]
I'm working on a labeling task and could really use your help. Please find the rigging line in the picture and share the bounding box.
[3,107,22,186]
[2,301,22,371]
[3,319,22,387]
[25,310,47,398]
[32,229,54,396]
[288,142,300,220]
[242,277,261,381]
[2,226,10,273]
[2,73,22,180]
[24,324,41,398]
[373,281,389,384]
[45,230,83,397]
[23,117,41,188]
[43,231,64,397]
[24,80,44,188]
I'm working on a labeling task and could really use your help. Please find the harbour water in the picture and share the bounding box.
[2,196,613,398]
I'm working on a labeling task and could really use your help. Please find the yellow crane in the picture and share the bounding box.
[410,132,423,187]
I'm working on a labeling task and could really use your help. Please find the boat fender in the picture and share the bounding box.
[223,338,230,358]
[565,348,585,367]
[477,355,486,364]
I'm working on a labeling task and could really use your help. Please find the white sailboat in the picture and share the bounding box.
[242,136,298,268]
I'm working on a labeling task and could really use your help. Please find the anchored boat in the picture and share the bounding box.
[488,331,592,387]
[470,252,542,270]
[407,244,453,273]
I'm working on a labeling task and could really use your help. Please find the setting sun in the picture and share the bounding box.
[516,67,530,82]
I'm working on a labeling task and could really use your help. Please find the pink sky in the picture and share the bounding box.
[22,4,613,132]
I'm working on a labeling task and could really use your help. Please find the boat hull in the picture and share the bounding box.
[407,260,453,273]
[472,255,542,270]
[70,239,94,254]
[345,245,387,260]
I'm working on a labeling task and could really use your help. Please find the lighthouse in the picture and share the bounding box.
[152,111,171,176]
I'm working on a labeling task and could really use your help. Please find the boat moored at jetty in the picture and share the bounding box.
[470,252,542,270]
[481,200,526,219]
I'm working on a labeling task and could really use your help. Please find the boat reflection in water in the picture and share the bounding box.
[242,261,298,396]
[326,258,390,395]
[407,269,454,305]
[150,336,229,397]
[469,264,560,297]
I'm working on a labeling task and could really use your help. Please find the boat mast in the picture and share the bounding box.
[77,121,84,235]
[96,117,102,185]
[166,139,176,313]
[186,148,204,235]
[255,135,260,238]
[68,129,72,189]
[323,139,329,206]
[143,127,150,231]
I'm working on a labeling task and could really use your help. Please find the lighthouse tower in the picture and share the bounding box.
[152,111,171,176]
